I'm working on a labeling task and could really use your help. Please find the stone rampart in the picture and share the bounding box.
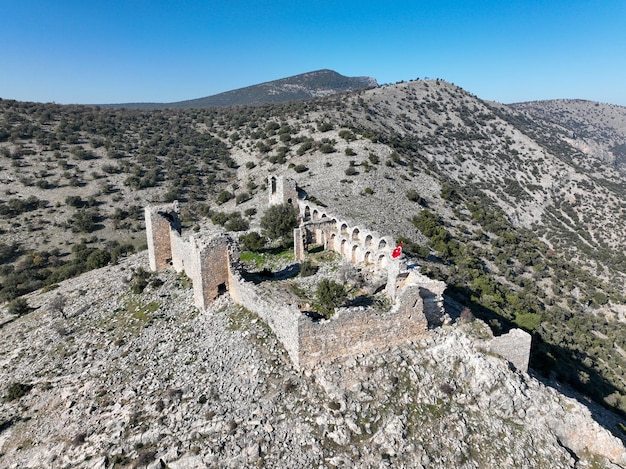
[487,328,532,372]
[145,203,180,271]
[298,287,430,368]
[268,175,298,207]
[228,269,302,366]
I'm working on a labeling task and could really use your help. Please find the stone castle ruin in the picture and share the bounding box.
[145,175,530,370]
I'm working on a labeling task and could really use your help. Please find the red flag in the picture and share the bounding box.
[391,242,403,259]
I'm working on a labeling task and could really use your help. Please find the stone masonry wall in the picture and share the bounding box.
[145,203,180,271]
[268,175,298,207]
[228,269,302,366]
[296,199,395,272]
[298,287,429,368]
[197,236,233,310]
[487,328,532,372]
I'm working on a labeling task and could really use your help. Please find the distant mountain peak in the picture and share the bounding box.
[106,70,377,109]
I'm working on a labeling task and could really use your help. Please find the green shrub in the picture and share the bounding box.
[86,249,111,269]
[315,279,347,319]
[319,143,335,153]
[224,214,249,232]
[68,209,97,233]
[235,192,251,205]
[296,140,313,155]
[211,211,229,226]
[8,297,30,316]
[514,312,542,332]
[130,267,152,294]
[239,232,267,252]
[406,189,424,204]
[4,382,33,402]
[317,122,333,132]
[300,260,318,277]
[216,190,234,205]
[293,164,308,173]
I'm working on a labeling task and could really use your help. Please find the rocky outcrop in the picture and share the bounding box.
[487,328,532,371]
[0,253,624,468]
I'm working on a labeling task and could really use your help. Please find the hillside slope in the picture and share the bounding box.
[1,78,626,439]
[510,99,626,173]
[1,253,624,468]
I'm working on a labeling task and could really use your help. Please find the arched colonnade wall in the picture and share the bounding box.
[295,200,395,272]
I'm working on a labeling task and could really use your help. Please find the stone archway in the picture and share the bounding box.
[329,233,336,251]
[364,251,373,265]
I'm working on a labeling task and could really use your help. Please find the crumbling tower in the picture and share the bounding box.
[268,175,298,207]
[144,202,181,271]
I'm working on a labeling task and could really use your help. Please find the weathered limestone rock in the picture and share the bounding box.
[1,256,624,468]
[487,328,532,371]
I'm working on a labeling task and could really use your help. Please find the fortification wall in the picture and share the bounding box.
[298,287,429,367]
[487,328,532,372]
[268,175,298,207]
[170,231,197,274]
[145,203,180,271]
[228,269,302,366]
[197,235,234,310]
[297,199,395,272]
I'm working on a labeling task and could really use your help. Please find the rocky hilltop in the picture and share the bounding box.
[1,75,626,467]
[1,252,625,468]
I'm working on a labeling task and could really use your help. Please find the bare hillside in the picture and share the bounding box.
[1,253,624,468]
[1,79,626,439]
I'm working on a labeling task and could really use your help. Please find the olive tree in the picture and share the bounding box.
[260,203,298,245]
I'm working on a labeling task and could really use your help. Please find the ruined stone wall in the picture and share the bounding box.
[145,203,180,271]
[298,289,429,367]
[487,328,532,372]
[228,269,302,366]
[197,236,233,310]
[268,175,298,207]
[297,199,396,272]
[170,231,198,274]
[159,224,234,311]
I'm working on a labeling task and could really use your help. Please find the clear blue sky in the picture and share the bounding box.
[2,0,625,105]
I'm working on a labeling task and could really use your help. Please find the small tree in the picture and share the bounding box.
[260,203,298,245]
[8,298,30,316]
[49,294,68,319]
[239,232,267,252]
[315,279,348,319]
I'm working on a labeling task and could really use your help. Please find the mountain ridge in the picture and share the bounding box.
[101,69,377,109]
